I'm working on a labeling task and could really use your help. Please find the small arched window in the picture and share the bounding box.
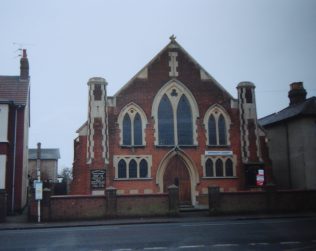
[139,159,148,178]
[215,159,224,177]
[205,159,214,177]
[129,159,137,178]
[118,159,127,178]
[225,159,233,176]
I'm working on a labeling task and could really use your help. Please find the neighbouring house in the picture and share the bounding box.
[259,82,316,190]
[28,148,60,183]
[0,49,30,215]
[70,37,271,207]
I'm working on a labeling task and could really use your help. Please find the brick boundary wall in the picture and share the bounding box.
[28,186,179,222]
[208,186,316,215]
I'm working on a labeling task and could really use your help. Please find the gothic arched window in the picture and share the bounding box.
[177,95,193,145]
[204,106,230,146]
[139,159,148,178]
[134,113,142,146]
[215,159,224,177]
[225,158,233,176]
[123,114,131,145]
[118,159,127,178]
[129,159,137,178]
[158,94,174,145]
[205,158,214,177]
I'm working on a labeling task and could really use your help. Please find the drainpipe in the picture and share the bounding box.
[285,123,292,189]
[11,104,18,214]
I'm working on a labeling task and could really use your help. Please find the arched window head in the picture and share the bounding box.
[204,105,231,146]
[129,159,137,178]
[215,159,224,177]
[205,159,214,177]
[139,159,148,178]
[158,94,174,145]
[118,159,127,178]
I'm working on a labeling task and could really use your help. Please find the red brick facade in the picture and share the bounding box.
[71,39,271,206]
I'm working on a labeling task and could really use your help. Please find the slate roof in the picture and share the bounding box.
[29,149,61,160]
[0,76,29,105]
[259,97,316,127]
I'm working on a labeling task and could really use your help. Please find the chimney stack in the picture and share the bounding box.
[20,49,29,80]
[288,82,307,105]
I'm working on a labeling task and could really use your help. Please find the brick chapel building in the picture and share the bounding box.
[70,38,271,206]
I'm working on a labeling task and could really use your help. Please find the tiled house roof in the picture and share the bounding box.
[0,76,29,105]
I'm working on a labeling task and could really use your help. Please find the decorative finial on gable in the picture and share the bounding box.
[169,34,176,43]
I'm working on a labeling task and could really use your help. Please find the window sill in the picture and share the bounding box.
[207,145,231,148]
[202,176,238,179]
[120,145,146,149]
[114,177,152,181]
[155,145,198,148]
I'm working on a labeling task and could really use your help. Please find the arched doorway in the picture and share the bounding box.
[163,155,191,205]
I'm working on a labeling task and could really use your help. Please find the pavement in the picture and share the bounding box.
[1,210,316,231]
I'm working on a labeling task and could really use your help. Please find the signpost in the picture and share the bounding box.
[35,143,42,223]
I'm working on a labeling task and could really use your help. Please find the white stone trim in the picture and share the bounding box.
[203,104,231,146]
[151,79,199,146]
[201,154,237,177]
[0,104,9,142]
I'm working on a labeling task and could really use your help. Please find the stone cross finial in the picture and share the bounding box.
[169,34,176,42]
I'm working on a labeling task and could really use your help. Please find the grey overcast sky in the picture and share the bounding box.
[1,0,316,171]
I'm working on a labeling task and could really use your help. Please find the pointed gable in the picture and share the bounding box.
[114,38,234,100]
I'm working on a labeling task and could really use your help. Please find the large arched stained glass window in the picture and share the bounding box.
[177,95,193,145]
[118,159,127,178]
[208,115,217,145]
[218,114,227,145]
[139,159,148,178]
[123,114,131,145]
[129,159,137,178]
[158,95,174,145]
[134,113,142,146]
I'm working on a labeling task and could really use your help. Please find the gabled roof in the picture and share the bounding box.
[0,76,29,105]
[259,97,316,127]
[114,39,234,99]
[29,149,61,160]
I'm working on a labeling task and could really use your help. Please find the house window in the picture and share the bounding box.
[114,155,151,179]
[118,103,147,147]
[118,159,127,178]
[205,105,230,146]
[204,157,235,178]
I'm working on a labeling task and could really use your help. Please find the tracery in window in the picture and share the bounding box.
[204,157,235,178]
[158,94,174,145]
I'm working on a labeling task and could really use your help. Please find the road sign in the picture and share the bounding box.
[34,181,43,200]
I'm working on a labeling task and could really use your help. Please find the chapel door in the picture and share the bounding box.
[163,156,191,205]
